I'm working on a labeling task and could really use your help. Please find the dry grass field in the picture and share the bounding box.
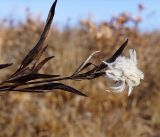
[0,8,159,137]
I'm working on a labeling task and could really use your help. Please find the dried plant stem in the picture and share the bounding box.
[0,0,128,97]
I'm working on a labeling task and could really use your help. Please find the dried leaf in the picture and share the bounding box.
[96,39,128,71]
[79,62,93,72]
[73,51,100,75]
[33,56,54,73]
[9,67,32,80]
[18,83,87,96]
[32,45,49,67]
[0,85,17,91]
[16,0,57,71]
[7,73,60,84]
[106,39,128,63]
[0,63,12,69]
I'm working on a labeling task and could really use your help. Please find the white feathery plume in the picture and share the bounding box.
[103,49,144,96]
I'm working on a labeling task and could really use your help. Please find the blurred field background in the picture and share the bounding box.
[0,1,160,137]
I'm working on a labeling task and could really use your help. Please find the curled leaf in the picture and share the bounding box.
[73,51,100,75]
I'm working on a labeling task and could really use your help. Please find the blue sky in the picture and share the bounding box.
[0,0,160,31]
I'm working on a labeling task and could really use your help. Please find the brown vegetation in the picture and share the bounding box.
[0,2,159,137]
